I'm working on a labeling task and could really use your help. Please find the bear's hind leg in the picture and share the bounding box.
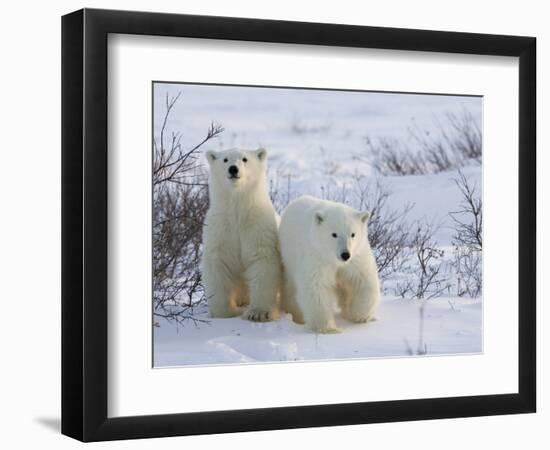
[280,274,304,324]
[203,260,241,318]
[233,278,250,308]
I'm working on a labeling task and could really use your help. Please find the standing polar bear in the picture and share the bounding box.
[279,196,380,333]
[201,148,281,322]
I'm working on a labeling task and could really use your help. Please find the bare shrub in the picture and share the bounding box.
[153,93,224,188]
[453,247,482,298]
[365,137,429,176]
[450,170,482,297]
[350,176,412,282]
[449,170,482,251]
[153,92,223,324]
[153,180,208,324]
[396,222,449,300]
[363,108,481,176]
[268,167,296,215]
[409,109,482,170]
[445,109,482,162]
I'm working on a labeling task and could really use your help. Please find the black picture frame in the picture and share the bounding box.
[61,8,536,442]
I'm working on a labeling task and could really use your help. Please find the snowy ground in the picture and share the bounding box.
[154,297,481,367]
[153,82,483,367]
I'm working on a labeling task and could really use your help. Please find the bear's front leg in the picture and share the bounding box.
[298,274,340,334]
[203,259,241,318]
[346,277,380,324]
[243,257,280,322]
[338,251,381,324]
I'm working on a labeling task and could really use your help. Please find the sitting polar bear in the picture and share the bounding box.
[279,195,380,333]
[201,148,281,322]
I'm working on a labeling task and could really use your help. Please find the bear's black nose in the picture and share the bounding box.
[341,251,350,261]
[228,165,239,176]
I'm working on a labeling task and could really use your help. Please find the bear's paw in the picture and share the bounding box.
[243,308,274,322]
[308,324,341,334]
[347,313,377,324]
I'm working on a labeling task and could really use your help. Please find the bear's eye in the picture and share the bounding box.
[223,158,228,163]
[351,233,356,238]
[242,157,248,163]
[332,233,337,238]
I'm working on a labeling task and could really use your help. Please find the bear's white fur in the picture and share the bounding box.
[201,148,281,322]
[279,195,380,333]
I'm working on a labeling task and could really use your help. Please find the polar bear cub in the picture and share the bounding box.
[201,148,281,322]
[279,195,380,333]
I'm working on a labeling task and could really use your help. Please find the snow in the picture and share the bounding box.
[153,83,481,167]
[153,82,483,367]
[154,297,481,367]
[382,165,481,244]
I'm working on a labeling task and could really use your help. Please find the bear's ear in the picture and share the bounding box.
[255,147,267,161]
[358,211,370,224]
[314,211,325,225]
[205,150,217,163]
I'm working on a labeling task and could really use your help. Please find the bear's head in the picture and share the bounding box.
[205,148,268,193]
[312,205,370,264]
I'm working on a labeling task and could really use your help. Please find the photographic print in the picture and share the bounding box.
[152,82,482,367]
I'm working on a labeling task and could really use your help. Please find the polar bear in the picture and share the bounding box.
[201,148,281,322]
[279,195,380,333]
